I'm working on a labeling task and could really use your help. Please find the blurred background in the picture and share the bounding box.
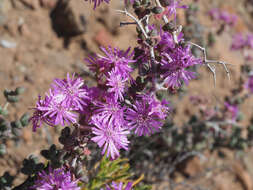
[1,0,253,189]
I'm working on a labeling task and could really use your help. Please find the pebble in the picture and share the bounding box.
[0,39,17,48]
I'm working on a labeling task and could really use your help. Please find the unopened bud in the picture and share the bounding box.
[160,0,170,7]
[162,22,175,32]
[20,113,30,127]
[133,0,141,8]
[151,7,163,14]
[11,120,22,129]
[6,95,19,103]
[141,0,150,6]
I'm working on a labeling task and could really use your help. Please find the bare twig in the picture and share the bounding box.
[188,42,231,86]
[155,0,169,24]
[116,9,149,39]
[120,21,137,26]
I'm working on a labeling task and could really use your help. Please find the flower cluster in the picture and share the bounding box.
[31,45,170,159]
[231,33,253,50]
[231,33,253,60]
[155,0,188,21]
[32,167,80,190]
[30,73,90,131]
[136,30,202,88]
[159,32,202,88]
[209,8,237,26]
[224,102,239,122]
[31,0,203,161]
[85,0,110,9]
[126,95,169,136]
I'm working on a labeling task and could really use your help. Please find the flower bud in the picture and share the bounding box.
[11,120,22,129]
[141,0,150,6]
[151,7,163,14]
[133,0,141,8]
[61,127,71,137]
[20,113,30,127]
[162,21,175,32]
[6,95,19,103]
[160,0,170,7]
[12,127,22,137]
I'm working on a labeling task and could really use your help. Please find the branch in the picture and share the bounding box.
[188,42,231,86]
[116,9,149,39]
[155,0,169,24]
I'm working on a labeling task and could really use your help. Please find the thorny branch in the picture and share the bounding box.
[155,0,169,24]
[120,21,137,26]
[117,5,231,89]
[116,9,149,39]
[188,42,231,86]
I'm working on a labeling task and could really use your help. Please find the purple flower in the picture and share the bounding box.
[219,11,234,25]
[161,45,202,88]
[153,30,201,88]
[231,33,246,50]
[245,75,253,93]
[85,47,135,82]
[51,73,90,111]
[224,102,238,121]
[158,31,176,51]
[104,181,133,190]
[30,74,88,130]
[93,95,125,127]
[208,8,220,20]
[30,96,55,132]
[209,8,237,26]
[124,0,135,5]
[85,0,110,9]
[165,0,188,22]
[38,89,78,126]
[106,69,128,101]
[229,14,238,26]
[220,11,237,26]
[32,167,80,190]
[144,95,170,120]
[126,95,164,136]
[246,33,253,49]
[91,115,129,160]
[85,54,111,78]
[99,47,135,78]
[163,68,196,88]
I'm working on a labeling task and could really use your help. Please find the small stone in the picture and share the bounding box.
[0,39,17,49]
[50,0,88,37]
